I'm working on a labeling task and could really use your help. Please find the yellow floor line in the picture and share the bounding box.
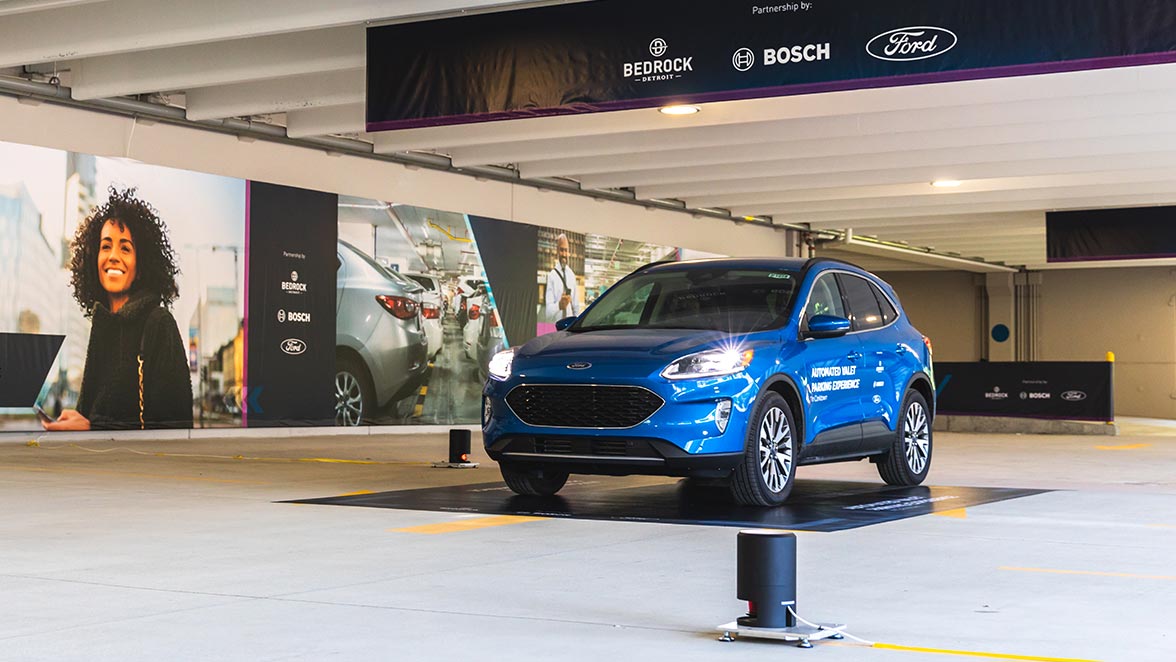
[336,490,375,497]
[0,464,266,484]
[391,515,546,535]
[872,642,1099,662]
[1094,443,1151,451]
[1000,566,1176,580]
[934,508,968,519]
[419,386,428,396]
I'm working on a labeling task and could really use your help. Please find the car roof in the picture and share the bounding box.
[640,256,851,273]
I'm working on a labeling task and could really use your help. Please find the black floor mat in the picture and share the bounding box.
[287,477,1047,532]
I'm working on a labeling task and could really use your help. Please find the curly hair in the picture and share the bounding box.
[69,186,180,316]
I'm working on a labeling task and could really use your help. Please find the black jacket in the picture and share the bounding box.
[77,292,194,430]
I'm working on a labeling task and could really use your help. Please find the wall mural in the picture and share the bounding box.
[0,139,713,431]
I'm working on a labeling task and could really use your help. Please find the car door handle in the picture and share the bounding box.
[847,351,863,361]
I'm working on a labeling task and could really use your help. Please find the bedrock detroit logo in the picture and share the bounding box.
[623,38,693,81]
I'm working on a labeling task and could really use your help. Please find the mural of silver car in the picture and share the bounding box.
[335,240,428,426]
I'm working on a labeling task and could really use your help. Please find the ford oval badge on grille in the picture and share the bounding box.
[567,362,592,370]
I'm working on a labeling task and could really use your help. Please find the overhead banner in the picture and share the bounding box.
[936,362,1114,422]
[366,0,1176,130]
[1047,206,1176,262]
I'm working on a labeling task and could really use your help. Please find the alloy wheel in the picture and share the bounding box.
[335,371,363,426]
[757,406,793,493]
[903,400,930,474]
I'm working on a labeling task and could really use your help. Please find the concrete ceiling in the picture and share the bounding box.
[3,0,1174,272]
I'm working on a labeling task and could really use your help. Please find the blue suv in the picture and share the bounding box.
[482,258,934,506]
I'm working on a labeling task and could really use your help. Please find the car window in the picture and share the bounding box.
[870,281,899,324]
[839,274,884,331]
[406,274,436,291]
[584,281,654,327]
[802,273,845,331]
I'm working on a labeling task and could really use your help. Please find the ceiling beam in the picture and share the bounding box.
[730,178,1176,218]
[0,0,108,17]
[0,0,535,68]
[70,26,363,100]
[789,191,1176,227]
[287,103,365,138]
[579,131,1176,190]
[185,69,363,121]
[640,152,1176,201]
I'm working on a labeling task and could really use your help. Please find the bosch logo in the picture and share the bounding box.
[1061,391,1088,402]
[566,362,592,370]
[763,42,831,66]
[279,309,311,323]
[280,338,307,356]
[732,48,755,72]
[867,26,957,62]
[650,38,667,57]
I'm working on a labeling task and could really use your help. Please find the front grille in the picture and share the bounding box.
[534,439,573,454]
[506,385,664,428]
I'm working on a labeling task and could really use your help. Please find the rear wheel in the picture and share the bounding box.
[877,390,932,486]
[730,392,796,507]
[335,354,374,427]
[500,464,569,496]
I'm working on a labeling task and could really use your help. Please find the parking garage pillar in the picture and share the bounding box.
[985,273,1016,362]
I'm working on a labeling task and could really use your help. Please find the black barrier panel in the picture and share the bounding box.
[367,0,1176,130]
[288,479,1046,532]
[936,362,1113,421]
[468,216,539,348]
[0,333,64,408]
[245,182,338,426]
[1047,206,1176,262]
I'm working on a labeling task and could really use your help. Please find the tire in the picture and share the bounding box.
[877,390,933,486]
[335,354,375,427]
[500,464,569,497]
[730,392,797,507]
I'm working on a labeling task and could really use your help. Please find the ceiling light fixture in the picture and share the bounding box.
[931,179,962,188]
[659,104,701,116]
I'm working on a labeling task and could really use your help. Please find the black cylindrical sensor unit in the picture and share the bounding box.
[736,529,797,629]
[448,429,472,464]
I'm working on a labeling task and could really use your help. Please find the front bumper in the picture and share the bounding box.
[482,370,761,477]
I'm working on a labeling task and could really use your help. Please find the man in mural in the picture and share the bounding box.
[544,233,581,323]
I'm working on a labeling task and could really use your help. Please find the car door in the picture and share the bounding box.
[796,271,864,459]
[838,273,902,451]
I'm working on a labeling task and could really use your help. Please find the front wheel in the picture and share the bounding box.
[730,392,797,507]
[500,464,569,496]
[877,390,933,486]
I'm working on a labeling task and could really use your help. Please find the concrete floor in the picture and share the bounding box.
[0,423,1173,661]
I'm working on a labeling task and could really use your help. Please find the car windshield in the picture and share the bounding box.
[572,267,799,333]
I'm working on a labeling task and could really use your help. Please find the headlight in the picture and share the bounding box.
[660,348,754,380]
[488,349,515,381]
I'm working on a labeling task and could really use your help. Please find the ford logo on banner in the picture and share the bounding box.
[1061,391,1088,402]
[867,26,958,62]
[281,338,307,356]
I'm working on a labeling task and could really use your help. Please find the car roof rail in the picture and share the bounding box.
[800,256,866,272]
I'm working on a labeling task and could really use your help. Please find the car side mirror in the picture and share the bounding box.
[555,317,577,331]
[806,314,852,339]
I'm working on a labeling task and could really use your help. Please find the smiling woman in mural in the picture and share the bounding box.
[44,187,193,431]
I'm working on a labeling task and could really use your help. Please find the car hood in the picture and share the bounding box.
[518,328,758,362]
